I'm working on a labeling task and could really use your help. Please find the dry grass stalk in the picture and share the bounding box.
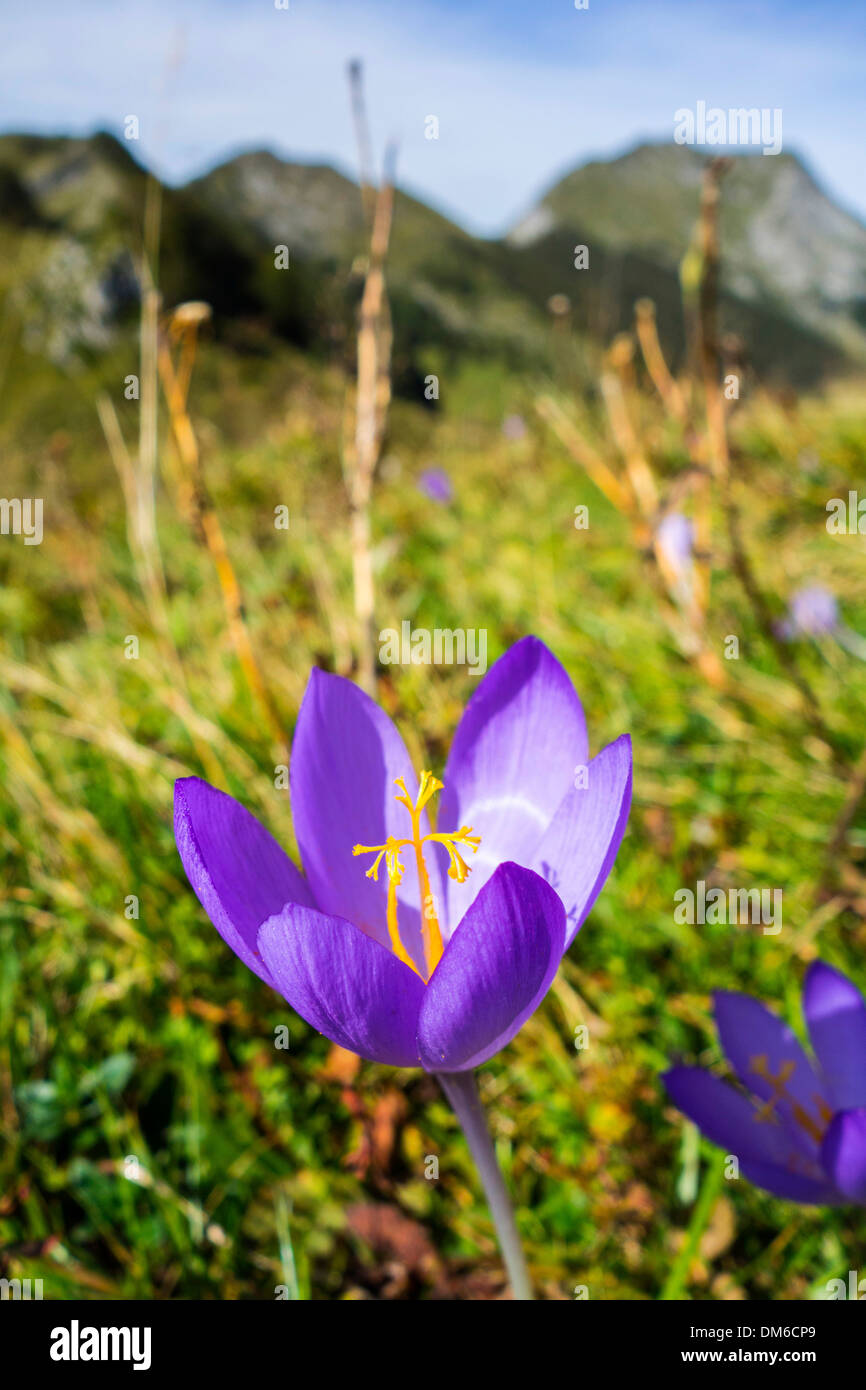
[96,388,224,785]
[347,59,377,227]
[821,741,866,897]
[634,298,688,425]
[535,394,632,514]
[599,337,659,519]
[694,160,833,751]
[157,310,289,764]
[94,173,232,784]
[342,62,396,695]
[136,181,167,616]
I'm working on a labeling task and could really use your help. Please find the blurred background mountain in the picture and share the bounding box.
[2,130,865,407]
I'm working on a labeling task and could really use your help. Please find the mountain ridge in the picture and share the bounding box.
[507,141,866,362]
[0,130,863,388]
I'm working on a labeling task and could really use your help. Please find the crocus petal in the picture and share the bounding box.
[174,777,314,985]
[820,1109,866,1203]
[713,991,829,1154]
[803,961,866,1111]
[290,667,442,973]
[664,1066,811,1166]
[663,1066,833,1201]
[531,733,632,949]
[438,637,588,920]
[258,904,425,1067]
[417,862,566,1072]
[737,1157,840,1204]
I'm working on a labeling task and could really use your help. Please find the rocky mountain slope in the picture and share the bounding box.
[509,142,866,364]
[1,132,863,390]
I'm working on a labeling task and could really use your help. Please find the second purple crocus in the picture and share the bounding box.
[778,584,866,659]
[665,962,866,1205]
[779,584,839,639]
[417,467,453,505]
[656,511,694,583]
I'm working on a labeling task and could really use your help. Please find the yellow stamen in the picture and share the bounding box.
[425,826,482,883]
[749,1054,829,1145]
[352,836,418,974]
[352,770,481,980]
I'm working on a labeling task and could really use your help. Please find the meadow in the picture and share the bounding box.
[2,197,866,1299]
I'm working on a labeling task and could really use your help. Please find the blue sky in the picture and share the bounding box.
[2,0,865,235]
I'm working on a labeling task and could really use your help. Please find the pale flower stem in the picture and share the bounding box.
[436,1069,534,1300]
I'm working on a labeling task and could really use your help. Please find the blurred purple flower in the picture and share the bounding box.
[502,414,527,441]
[656,512,694,582]
[174,638,632,1071]
[665,962,866,1205]
[781,584,839,639]
[418,467,453,504]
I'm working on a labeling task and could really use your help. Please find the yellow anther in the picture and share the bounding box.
[353,844,386,882]
[426,825,482,883]
[394,771,444,817]
[352,770,481,981]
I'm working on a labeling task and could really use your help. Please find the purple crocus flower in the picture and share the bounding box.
[656,511,694,585]
[417,467,453,505]
[174,637,632,1073]
[664,962,866,1205]
[778,584,866,658]
[780,584,839,639]
[502,414,527,441]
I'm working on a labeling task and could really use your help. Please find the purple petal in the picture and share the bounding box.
[657,511,694,567]
[417,862,566,1072]
[290,668,442,973]
[438,637,588,921]
[257,904,425,1066]
[820,1109,866,1203]
[713,991,829,1155]
[664,1067,809,1165]
[418,467,453,504]
[737,1158,839,1204]
[174,777,314,985]
[663,1067,833,1202]
[788,585,839,637]
[531,733,632,949]
[803,961,866,1111]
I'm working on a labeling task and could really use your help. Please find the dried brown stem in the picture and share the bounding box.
[722,487,835,754]
[347,59,377,227]
[343,65,396,695]
[535,394,633,515]
[157,326,288,761]
[819,743,866,896]
[634,298,688,425]
[694,159,833,751]
[599,357,659,520]
[136,187,165,615]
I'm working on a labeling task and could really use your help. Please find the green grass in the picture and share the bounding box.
[2,342,866,1300]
